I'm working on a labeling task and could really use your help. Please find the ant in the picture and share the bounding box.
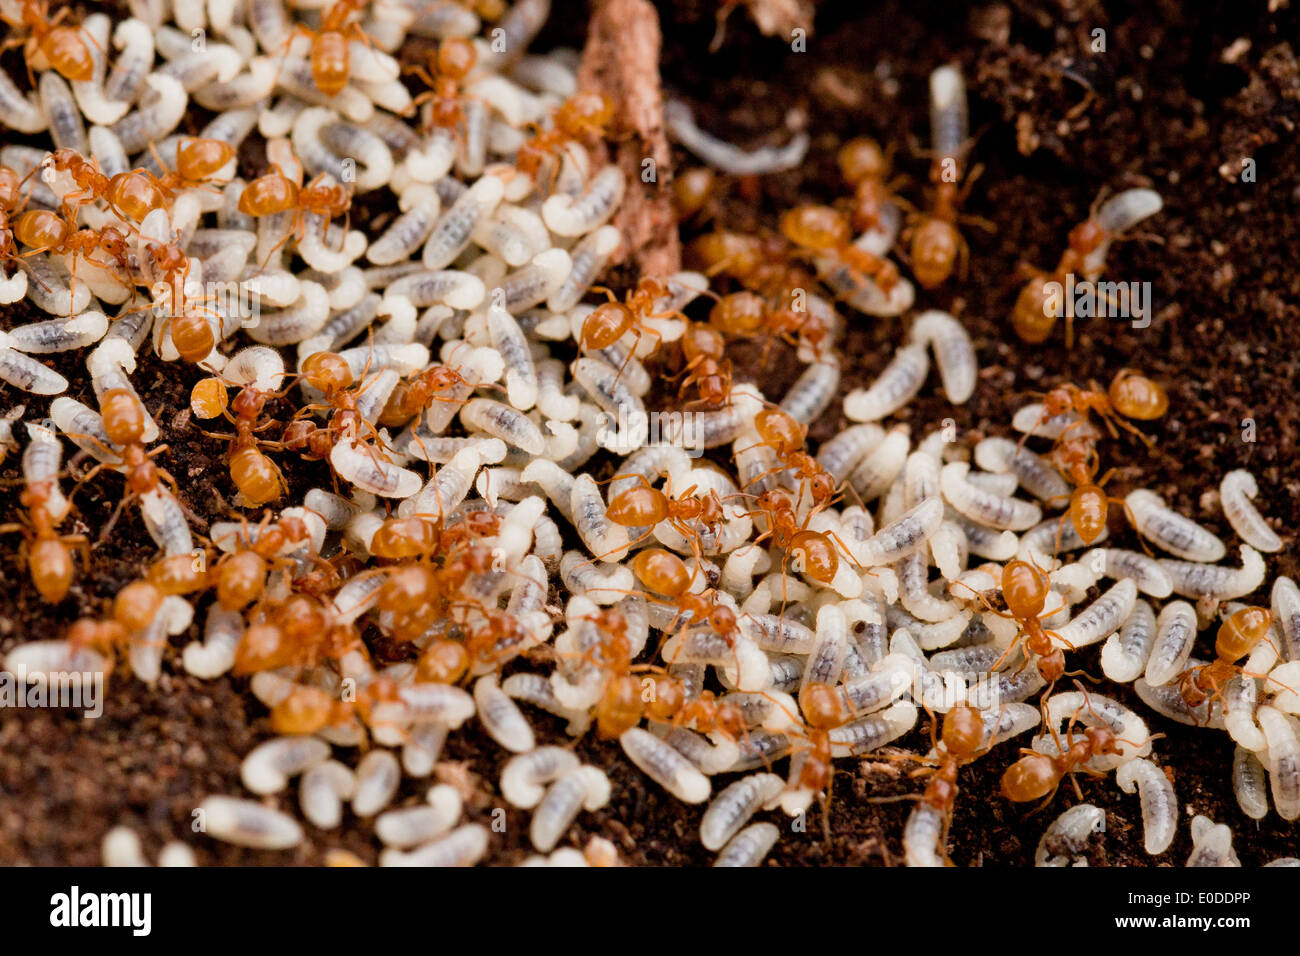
[237,163,353,264]
[1,0,94,84]
[578,276,683,382]
[377,362,478,429]
[1010,190,1162,346]
[0,471,88,604]
[1048,436,1131,549]
[602,471,728,561]
[871,704,988,865]
[515,91,616,189]
[12,209,135,308]
[190,373,290,507]
[1000,692,1141,807]
[1028,369,1168,451]
[672,321,734,410]
[740,487,862,604]
[213,512,318,611]
[779,203,901,295]
[955,559,1083,693]
[282,350,386,468]
[404,37,478,136]
[837,137,909,236]
[283,0,376,97]
[732,407,837,516]
[1178,605,1277,715]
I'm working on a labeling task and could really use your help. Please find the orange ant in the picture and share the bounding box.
[737,406,837,511]
[955,559,1083,692]
[1010,190,1162,346]
[871,704,989,865]
[1,0,95,84]
[1047,435,1133,550]
[1029,369,1168,451]
[0,474,89,604]
[1000,692,1140,807]
[739,487,863,608]
[404,37,478,135]
[12,209,135,307]
[377,362,478,429]
[237,163,353,264]
[212,512,318,612]
[190,374,290,507]
[602,471,728,561]
[672,322,734,410]
[70,389,182,541]
[282,351,386,465]
[837,137,909,236]
[515,91,616,189]
[1178,606,1276,715]
[578,276,682,382]
[779,203,901,294]
[284,0,376,97]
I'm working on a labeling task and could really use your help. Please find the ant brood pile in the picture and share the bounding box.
[0,0,1295,869]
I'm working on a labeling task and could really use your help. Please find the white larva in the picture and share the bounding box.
[665,99,809,175]
[111,74,187,154]
[547,225,621,313]
[1126,489,1226,562]
[198,796,304,850]
[909,309,976,403]
[1232,745,1270,821]
[1100,599,1158,683]
[817,423,886,484]
[941,462,1041,531]
[1035,803,1105,867]
[299,761,357,830]
[700,773,783,851]
[1051,578,1138,651]
[381,824,490,868]
[102,827,148,867]
[1220,469,1282,552]
[829,700,918,756]
[139,488,194,556]
[1083,547,1173,598]
[241,736,330,795]
[1258,706,1300,821]
[1159,545,1265,601]
[712,821,780,867]
[1186,815,1240,867]
[487,307,539,411]
[620,727,711,803]
[847,426,910,501]
[541,165,626,236]
[1144,600,1199,687]
[375,787,462,848]
[474,674,535,753]
[1273,576,1300,662]
[330,439,423,498]
[779,358,841,425]
[501,747,583,809]
[973,437,1070,502]
[530,765,610,853]
[1085,189,1163,275]
[847,496,945,567]
[569,474,631,563]
[461,397,545,455]
[842,344,930,422]
[352,750,402,817]
[1115,757,1177,855]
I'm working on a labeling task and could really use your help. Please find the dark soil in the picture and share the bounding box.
[3,0,1300,866]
